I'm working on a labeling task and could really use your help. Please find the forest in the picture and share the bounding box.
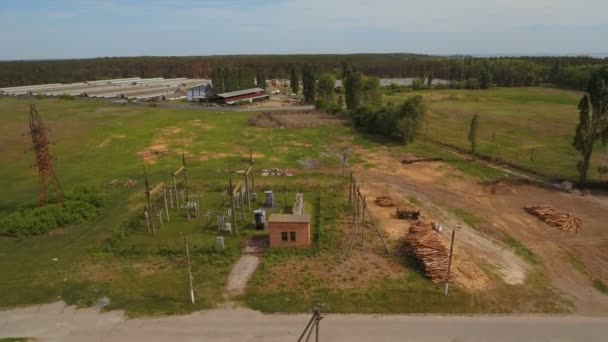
[0,54,606,90]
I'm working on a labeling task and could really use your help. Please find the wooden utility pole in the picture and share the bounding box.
[229,173,237,233]
[144,171,155,235]
[185,236,195,304]
[361,196,366,249]
[444,229,456,295]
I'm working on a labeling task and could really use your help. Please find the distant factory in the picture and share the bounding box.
[0,77,212,102]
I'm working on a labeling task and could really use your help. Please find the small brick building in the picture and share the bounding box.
[267,214,311,248]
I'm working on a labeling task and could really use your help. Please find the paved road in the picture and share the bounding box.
[1,303,607,342]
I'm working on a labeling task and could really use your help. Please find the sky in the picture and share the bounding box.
[0,0,607,60]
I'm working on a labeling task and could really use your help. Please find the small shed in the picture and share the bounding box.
[267,214,311,248]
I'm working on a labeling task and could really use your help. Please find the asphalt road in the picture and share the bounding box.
[1,302,607,342]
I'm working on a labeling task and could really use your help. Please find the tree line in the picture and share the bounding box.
[1,54,605,90]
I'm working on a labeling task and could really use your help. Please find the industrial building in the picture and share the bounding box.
[267,214,311,248]
[210,88,269,105]
[0,77,209,101]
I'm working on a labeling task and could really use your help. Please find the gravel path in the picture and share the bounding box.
[226,254,260,297]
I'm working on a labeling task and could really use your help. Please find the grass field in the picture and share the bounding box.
[385,87,608,183]
[0,90,581,316]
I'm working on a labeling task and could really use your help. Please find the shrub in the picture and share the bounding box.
[0,187,104,237]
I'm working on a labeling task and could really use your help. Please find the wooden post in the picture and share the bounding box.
[348,172,353,205]
[169,187,174,209]
[444,229,456,295]
[229,173,237,234]
[250,152,255,191]
[144,207,151,233]
[182,153,189,200]
[244,174,251,211]
[185,236,195,304]
[173,175,179,206]
[240,189,245,221]
[530,148,535,162]
[163,186,170,222]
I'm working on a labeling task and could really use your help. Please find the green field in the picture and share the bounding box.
[385,87,607,183]
[0,89,580,316]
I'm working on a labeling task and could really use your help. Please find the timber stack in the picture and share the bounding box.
[524,205,582,233]
[402,220,451,283]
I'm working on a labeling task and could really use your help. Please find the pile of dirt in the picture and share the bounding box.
[374,196,395,207]
[524,205,582,233]
[401,220,451,284]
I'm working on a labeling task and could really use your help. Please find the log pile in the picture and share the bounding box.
[402,221,451,283]
[396,208,420,220]
[374,196,395,207]
[524,205,582,233]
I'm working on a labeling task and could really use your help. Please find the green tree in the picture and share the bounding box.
[468,113,479,160]
[317,73,336,108]
[302,64,317,104]
[395,96,426,144]
[412,76,426,91]
[573,66,608,184]
[256,70,266,89]
[361,76,382,110]
[290,66,300,94]
[344,72,364,110]
[211,67,224,94]
[427,74,434,87]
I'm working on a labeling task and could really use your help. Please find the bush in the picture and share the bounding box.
[59,93,74,100]
[0,187,104,237]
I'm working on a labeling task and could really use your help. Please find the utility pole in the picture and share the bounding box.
[185,236,195,304]
[444,229,456,295]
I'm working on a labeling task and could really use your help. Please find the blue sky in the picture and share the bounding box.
[0,0,607,60]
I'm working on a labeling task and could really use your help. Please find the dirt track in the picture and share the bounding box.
[352,147,608,314]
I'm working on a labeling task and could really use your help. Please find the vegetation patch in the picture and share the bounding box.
[593,279,608,295]
[501,233,541,265]
[0,187,104,237]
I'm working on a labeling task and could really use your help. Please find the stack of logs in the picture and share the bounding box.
[402,220,451,283]
[524,205,582,233]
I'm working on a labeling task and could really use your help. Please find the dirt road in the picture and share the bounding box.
[1,302,607,341]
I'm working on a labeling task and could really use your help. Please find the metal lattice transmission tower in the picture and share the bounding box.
[28,104,63,205]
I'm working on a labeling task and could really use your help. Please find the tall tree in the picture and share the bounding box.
[344,72,364,110]
[290,66,300,95]
[361,76,382,110]
[317,73,336,107]
[302,64,317,104]
[211,67,224,94]
[256,70,266,89]
[468,113,479,160]
[573,66,608,184]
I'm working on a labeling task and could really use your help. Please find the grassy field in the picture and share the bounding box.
[385,87,608,183]
[0,91,577,316]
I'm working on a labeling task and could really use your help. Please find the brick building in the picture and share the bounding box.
[267,214,311,248]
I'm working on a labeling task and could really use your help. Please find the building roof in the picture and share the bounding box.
[268,214,310,223]
[217,87,264,98]
[225,94,269,105]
